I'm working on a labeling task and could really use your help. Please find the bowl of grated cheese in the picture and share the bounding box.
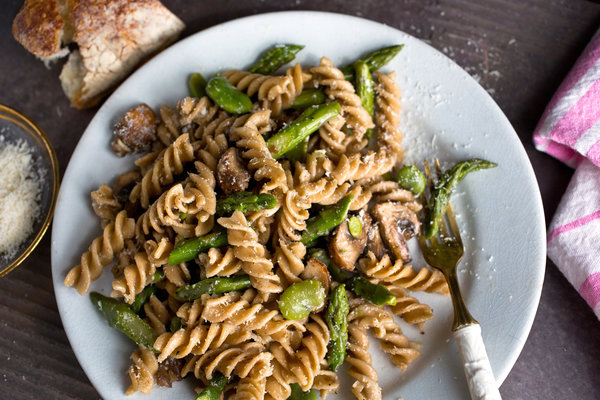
[0,104,59,277]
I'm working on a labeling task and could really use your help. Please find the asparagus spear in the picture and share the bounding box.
[90,292,157,350]
[354,60,374,116]
[249,44,304,75]
[130,285,156,314]
[168,231,228,265]
[326,284,349,371]
[341,44,405,81]
[195,373,228,400]
[174,275,252,301]
[301,194,353,247]
[267,102,340,159]
[424,159,497,238]
[216,192,278,216]
[349,276,397,306]
[291,89,326,110]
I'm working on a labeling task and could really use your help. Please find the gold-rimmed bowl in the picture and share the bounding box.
[0,104,59,277]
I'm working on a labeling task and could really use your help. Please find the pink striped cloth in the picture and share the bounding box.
[534,30,600,320]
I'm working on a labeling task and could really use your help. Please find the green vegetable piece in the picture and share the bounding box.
[285,136,309,163]
[179,212,188,221]
[291,89,327,110]
[342,45,405,81]
[267,102,340,159]
[354,60,374,116]
[188,73,207,98]
[152,269,164,282]
[205,76,253,114]
[308,248,350,283]
[348,216,362,238]
[90,292,157,350]
[326,284,349,371]
[396,165,426,196]
[174,275,252,301]
[130,285,156,314]
[249,44,304,75]
[301,194,353,247]
[195,372,228,400]
[288,383,317,400]
[279,280,326,320]
[216,192,278,215]
[169,316,182,333]
[424,158,497,238]
[349,277,397,306]
[168,231,228,265]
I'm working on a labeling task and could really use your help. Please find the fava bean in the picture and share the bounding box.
[205,76,253,114]
[188,73,207,98]
[279,280,326,320]
[396,165,426,196]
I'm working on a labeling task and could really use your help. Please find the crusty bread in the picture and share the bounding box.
[12,0,185,109]
[11,0,72,63]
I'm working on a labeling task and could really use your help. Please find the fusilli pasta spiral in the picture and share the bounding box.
[64,210,135,295]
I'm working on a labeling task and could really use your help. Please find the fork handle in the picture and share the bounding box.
[454,323,502,400]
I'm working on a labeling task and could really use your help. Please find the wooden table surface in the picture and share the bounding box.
[1,0,600,399]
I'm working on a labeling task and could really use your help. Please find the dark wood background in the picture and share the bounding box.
[1,0,600,398]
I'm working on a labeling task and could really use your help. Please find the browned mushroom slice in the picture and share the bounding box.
[371,202,421,263]
[328,212,370,271]
[367,221,386,260]
[302,258,331,292]
[111,103,158,156]
[216,147,251,195]
[301,258,331,311]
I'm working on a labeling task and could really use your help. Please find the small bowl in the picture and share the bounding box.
[0,104,59,277]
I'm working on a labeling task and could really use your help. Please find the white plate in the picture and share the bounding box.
[51,11,546,400]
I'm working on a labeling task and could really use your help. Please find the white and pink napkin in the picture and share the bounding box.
[533,30,600,320]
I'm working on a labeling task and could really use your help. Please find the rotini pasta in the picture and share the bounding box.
[359,251,449,295]
[218,211,282,294]
[64,210,135,295]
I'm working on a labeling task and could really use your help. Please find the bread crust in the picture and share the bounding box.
[63,0,185,108]
[12,0,67,59]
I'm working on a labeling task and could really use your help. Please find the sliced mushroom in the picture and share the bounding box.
[216,147,251,195]
[111,103,158,156]
[367,221,386,260]
[371,202,421,263]
[301,258,331,311]
[328,212,371,271]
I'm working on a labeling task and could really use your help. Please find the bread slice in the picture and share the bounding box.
[11,0,73,63]
[13,0,185,109]
[59,0,185,109]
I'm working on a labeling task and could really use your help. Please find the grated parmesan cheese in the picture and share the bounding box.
[0,137,44,258]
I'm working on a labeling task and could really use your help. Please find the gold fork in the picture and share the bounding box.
[418,159,502,400]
